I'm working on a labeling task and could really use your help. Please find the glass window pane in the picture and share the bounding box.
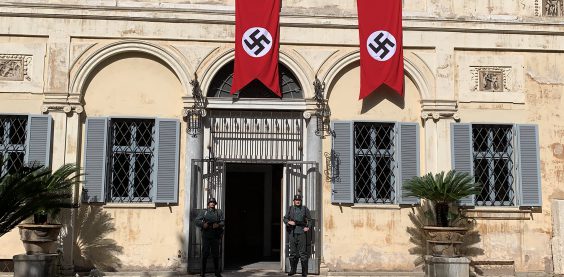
[355,123,371,150]
[7,152,24,175]
[111,153,130,199]
[494,159,511,203]
[136,122,154,147]
[376,156,393,202]
[114,122,131,147]
[355,155,372,202]
[134,153,152,198]
[9,119,26,145]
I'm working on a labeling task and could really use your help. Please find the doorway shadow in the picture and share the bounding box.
[224,164,282,270]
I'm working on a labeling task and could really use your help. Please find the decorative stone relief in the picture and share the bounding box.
[470,66,511,92]
[541,0,563,16]
[457,55,524,104]
[0,55,31,81]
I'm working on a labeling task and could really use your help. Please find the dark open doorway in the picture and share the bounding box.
[224,164,283,269]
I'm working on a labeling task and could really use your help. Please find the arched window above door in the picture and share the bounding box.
[207,61,303,99]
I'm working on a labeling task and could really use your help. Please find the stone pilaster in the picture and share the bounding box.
[41,98,84,276]
[180,103,205,271]
[420,99,459,174]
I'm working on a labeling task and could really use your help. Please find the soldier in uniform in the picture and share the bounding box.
[195,197,224,277]
[283,194,312,276]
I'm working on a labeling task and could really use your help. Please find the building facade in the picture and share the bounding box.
[0,0,563,275]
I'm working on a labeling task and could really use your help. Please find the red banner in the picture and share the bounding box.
[231,0,281,96]
[357,0,404,99]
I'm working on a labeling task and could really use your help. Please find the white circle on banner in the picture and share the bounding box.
[366,30,397,61]
[242,27,273,58]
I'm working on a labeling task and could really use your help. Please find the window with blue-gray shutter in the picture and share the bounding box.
[398,122,419,205]
[451,123,541,207]
[331,121,354,204]
[83,118,109,203]
[0,114,53,176]
[154,119,180,204]
[451,123,475,206]
[26,115,52,167]
[517,124,541,207]
[331,121,420,205]
[83,117,180,204]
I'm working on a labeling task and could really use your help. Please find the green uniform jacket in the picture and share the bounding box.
[283,205,312,234]
[195,208,225,239]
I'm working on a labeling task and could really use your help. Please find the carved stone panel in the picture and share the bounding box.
[0,55,31,81]
[470,66,511,93]
[478,70,504,92]
[540,0,564,16]
[457,54,524,104]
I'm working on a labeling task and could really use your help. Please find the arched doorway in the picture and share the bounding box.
[188,61,321,275]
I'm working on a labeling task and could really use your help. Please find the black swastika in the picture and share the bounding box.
[368,32,396,59]
[244,29,271,56]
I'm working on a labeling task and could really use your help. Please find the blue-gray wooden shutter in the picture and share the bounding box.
[451,123,475,206]
[154,118,180,204]
[26,115,52,168]
[398,122,419,205]
[331,121,354,204]
[517,124,542,207]
[83,117,108,203]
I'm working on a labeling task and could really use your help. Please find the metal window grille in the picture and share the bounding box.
[472,125,515,206]
[207,61,303,99]
[353,122,396,204]
[209,110,303,162]
[0,116,27,176]
[108,119,155,203]
[0,259,13,272]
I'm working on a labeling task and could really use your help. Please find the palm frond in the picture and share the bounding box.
[0,164,81,237]
[403,170,480,203]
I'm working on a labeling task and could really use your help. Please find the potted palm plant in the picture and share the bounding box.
[403,170,480,257]
[0,163,80,254]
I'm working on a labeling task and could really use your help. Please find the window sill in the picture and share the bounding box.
[104,203,157,209]
[461,206,533,220]
[351,204,401,210]
[461,207,532,213]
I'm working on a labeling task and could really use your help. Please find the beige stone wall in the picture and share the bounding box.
[0,0,563,273]
[79,53,185,270]
[322,62,424,271]
[455,52,564,273]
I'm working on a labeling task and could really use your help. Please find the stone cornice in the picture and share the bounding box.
[420,99,459,122]
[2,3,564,36]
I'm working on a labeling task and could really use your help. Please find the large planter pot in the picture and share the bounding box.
[18,224,62,255]
[422,226,468,257]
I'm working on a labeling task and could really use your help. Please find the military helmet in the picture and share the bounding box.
[293,194,302,201]
[207,198,217,204]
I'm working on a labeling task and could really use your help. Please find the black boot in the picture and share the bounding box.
[201,258,207,277]
[301,260,308,277]
[288,258,298,276]
[213,258,222,277]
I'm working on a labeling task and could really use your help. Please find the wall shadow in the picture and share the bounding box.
[73,205,123,272]
[360,85,405,114]
[406,201,484,270]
